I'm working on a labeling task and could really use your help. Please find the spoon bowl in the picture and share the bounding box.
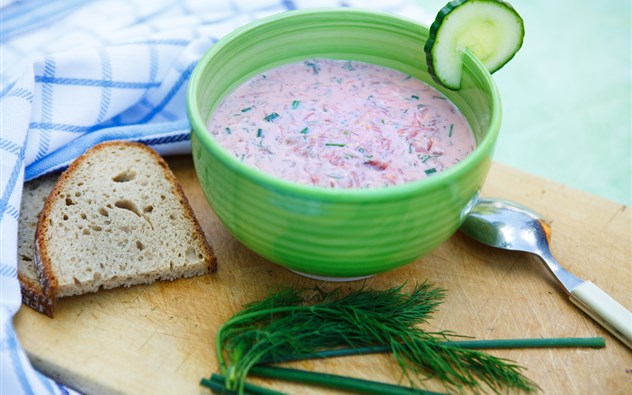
[460,199,553,255]
[460,198,632,349]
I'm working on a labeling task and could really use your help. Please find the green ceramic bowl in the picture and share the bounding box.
[187,9,501,280]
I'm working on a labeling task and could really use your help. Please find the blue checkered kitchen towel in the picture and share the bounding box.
[0,0,430,393]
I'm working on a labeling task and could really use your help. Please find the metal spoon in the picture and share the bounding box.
[460,197,632,349]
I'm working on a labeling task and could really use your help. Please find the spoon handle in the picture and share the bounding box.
[569,281,632,350]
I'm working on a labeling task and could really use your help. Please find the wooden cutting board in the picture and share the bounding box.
[14,157,632,394]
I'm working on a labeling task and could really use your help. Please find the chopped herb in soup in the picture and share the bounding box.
[207,59,475,188]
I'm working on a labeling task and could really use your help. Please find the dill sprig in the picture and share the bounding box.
[215,283,538,394]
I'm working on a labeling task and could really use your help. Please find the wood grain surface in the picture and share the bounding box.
[13,157,632,394]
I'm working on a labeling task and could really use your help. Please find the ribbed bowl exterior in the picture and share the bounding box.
[188,9,501,278]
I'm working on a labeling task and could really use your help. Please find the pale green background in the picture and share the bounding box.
[416,0,631,205]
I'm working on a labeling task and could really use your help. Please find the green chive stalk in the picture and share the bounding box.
[250,366,446,395]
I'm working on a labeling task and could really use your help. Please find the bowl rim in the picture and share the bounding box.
[187,8,501,202]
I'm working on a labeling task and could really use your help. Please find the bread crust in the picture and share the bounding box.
[33,141,217,316]
[18,273,55,317]
[17,173,59,317]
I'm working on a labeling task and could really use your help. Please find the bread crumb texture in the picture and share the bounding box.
[40,142,215,297]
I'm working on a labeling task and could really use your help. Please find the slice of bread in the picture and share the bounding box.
[33,141,216,314]
[18,173,59,317]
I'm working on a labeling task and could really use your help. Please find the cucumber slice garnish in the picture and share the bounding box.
[425,0,524,90]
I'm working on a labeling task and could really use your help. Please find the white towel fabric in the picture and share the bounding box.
[0,1,431,393]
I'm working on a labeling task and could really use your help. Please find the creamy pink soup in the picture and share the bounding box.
[207,59,475,189]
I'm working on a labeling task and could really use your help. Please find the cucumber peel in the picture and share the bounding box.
[424,0,524,90]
